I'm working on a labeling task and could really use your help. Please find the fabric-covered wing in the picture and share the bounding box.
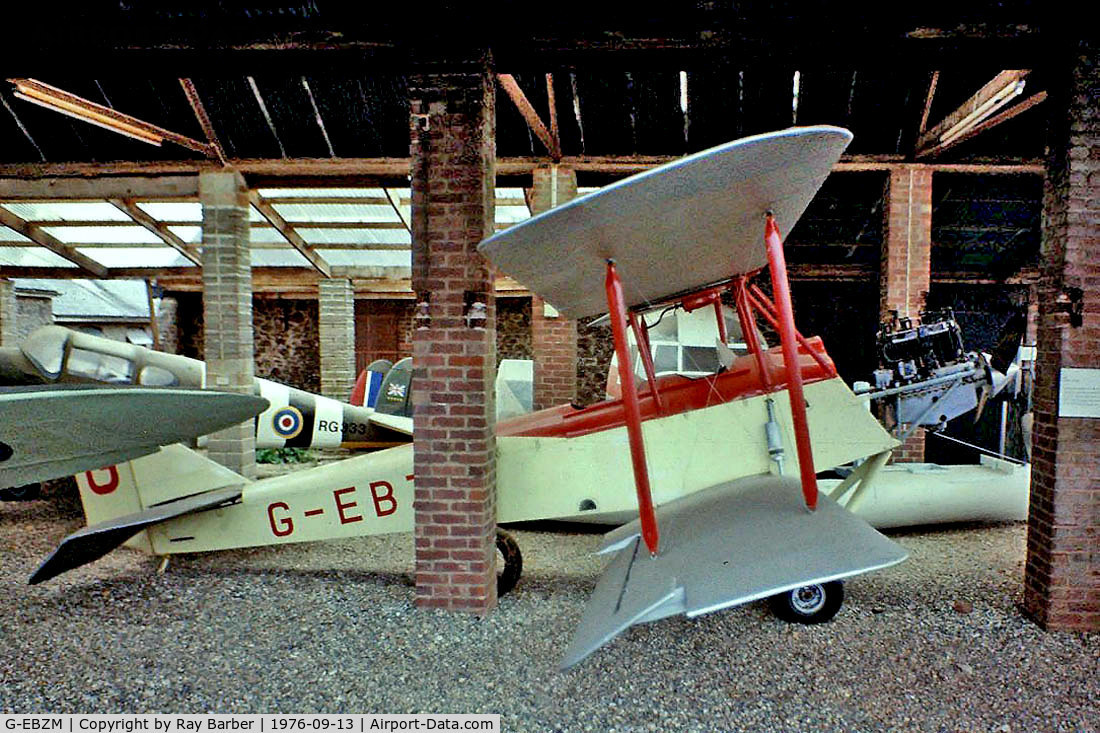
[561,474,908,669]
[478,126,852,320]
[0,386,268,488]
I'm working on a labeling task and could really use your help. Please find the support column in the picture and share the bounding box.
[529,162,580,410]
[200,170,255,479]
[0,279,16,346]
[1023,42,1100,632]
[880,164,933,462]
[409,61,498,614]
[318,278,357,400]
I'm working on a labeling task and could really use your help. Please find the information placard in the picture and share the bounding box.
[1059,367,1100,418]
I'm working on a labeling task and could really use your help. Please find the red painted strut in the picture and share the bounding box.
[605,260,660,555]
[764,215,819,511]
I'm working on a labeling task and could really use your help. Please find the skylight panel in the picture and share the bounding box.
[43,226,162,245]
[1,202,130,222]
[75,247,197,268]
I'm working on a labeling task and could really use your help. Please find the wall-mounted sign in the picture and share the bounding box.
[1058,368,1100,418]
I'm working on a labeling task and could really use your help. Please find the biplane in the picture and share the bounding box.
[25,125,908,668]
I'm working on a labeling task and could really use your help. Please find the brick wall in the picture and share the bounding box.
[531,296,578,409]
[1023,42,1100,632]
[529,166,580,409]
[409,63,498,614]
[881,165,933,462]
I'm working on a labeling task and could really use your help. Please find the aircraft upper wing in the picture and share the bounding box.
[561,473,908,669]
[478,126,852,320]
[0,386,268,488]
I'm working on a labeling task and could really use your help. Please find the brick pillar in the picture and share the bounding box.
[318,278,357,400]
[0,279,16,346]
[409,62,498,614]
[880,164,933,462]
[1023,42,1100,632]
[529,165,579,410]
[200,170,256,479]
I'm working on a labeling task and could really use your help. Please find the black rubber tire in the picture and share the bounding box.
[0,483,42,502]
[496,529,522,597]
[769,580,844,624]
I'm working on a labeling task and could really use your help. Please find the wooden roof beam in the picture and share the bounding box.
[497,74,562,161]
[7,78,216,157]
[248,190,332,277]
[916,70,1030,156]
[919,91,1048,159]
[0,206,108,277]
[179,78,228,164]
[107,198,203,265]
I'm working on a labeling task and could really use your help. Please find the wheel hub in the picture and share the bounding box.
[791,584,826,614]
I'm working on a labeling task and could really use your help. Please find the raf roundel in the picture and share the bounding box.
[272,406,304,439]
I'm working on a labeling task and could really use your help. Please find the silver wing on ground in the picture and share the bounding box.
[561,474,908,669]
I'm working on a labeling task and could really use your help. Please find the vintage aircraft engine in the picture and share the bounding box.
[868,310,986,431]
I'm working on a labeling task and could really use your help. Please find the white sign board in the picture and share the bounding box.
[1058,367,1100,418]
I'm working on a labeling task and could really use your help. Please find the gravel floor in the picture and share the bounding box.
[1,491,1097,732]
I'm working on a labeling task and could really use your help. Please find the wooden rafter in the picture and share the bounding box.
[179,78,228,164]
[247,190,332,277]
[546,74,560,151]
[0,205,108,277]
[7,78,216,157]
[918,70,939,135]
[916,70,1030,156]
[497,74,562,161]
[382,187,410,233]
[920,91,1048,159]
[107,198,202,265]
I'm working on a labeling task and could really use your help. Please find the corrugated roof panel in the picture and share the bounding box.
[496,206,531,224]
[258,188,387,198]
[497,188,527,200]
[0,225,32,243]
[166,226,287,245]
[251,249,308,267]
[270,203,401,223]
[298,228,410,245]
[43,226,162,245]
[136,202,203,222]
[0,247,80,268]
[316,250,411,267]
[2,202,130,222]
[76,247,197,268]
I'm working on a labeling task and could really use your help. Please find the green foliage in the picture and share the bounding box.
[256,447,315,464]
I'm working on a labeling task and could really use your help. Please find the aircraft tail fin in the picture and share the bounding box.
[30,485,243,584]
[74,445,247,550]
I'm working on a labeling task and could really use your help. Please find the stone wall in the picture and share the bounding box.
[172,292,319,393]
[496,297,531,362]
[14,294,54,342]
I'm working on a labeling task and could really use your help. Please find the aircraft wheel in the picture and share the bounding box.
[0,483,41,502]
[769,581,844,624]
[496,529,522,597]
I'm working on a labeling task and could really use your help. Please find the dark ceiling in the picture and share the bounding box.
[0,67,1048,168]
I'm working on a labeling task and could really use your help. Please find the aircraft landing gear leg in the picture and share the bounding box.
[496,529,522,597]
[769,580,844,624]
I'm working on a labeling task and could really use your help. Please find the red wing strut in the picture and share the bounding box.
[605,260,660,555]
[764,214,819,510]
